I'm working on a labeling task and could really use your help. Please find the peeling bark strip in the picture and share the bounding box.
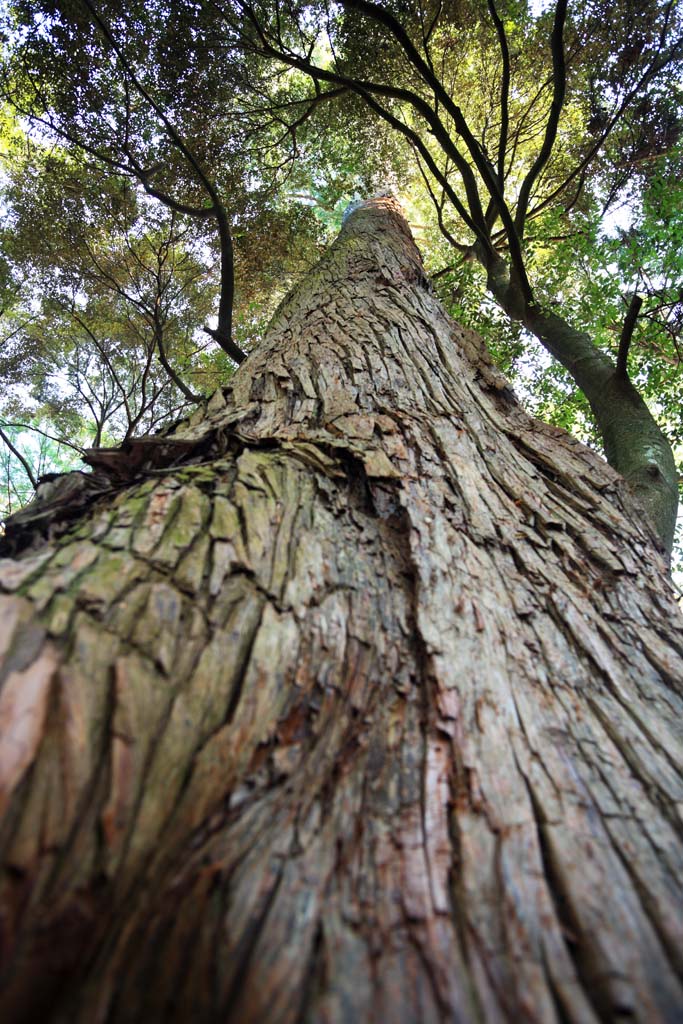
[1,199,683,1022]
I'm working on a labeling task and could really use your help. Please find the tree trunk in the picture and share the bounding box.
[1,198,682,1023]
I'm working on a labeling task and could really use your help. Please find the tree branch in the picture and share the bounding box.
[523,31,683,224]
[0,427,38,489]
[238,0,491,233]
[514,0,568,237]
[616,293,643,379]
[338,0,533,302]
[0,423,86,456]
[486,0,511,186]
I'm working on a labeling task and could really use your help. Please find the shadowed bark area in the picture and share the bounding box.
[0,199,682,1022]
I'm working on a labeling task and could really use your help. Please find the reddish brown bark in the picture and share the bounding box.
[0,199,682,1022]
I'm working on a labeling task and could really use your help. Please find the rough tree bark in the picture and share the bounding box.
[0,199,682,1023]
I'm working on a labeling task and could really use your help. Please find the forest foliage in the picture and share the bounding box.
[0,0,681,555]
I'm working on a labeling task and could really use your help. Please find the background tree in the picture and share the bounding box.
[0,136,226,498]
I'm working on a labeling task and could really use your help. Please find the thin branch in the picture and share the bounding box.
[424,0,442,47]
[81,0,215,205]
[616,293,643,378]
[0,427,38,488]
[238,1,491,232]
[0,422,86,455]
[337,0,533,303]
[514,0,568,236]
[525,30,683,224]
[486,0,511,186]
[413,148,461,250]
[354,91,490,251]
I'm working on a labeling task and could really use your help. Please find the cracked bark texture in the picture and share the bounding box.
[1,198,683,1023]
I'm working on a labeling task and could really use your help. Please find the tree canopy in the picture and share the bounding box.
[1,0,682,558]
